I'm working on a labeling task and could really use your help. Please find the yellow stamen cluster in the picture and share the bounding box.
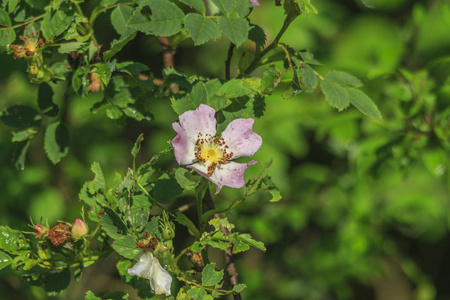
[9,29,45,59]
[195,133,233,176]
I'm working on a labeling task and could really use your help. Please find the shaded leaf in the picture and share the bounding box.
[218,16,249,47]
[326,71,363,88]
[41,10,72,41]
[112,236,141,259]
[0,105,41,129]
[184,14,221,46]
[147,0,185,36]
[202,263,224,286]
[44,121,70,164]
[320,79,349,111]
[111,5,134,35]
[180,0,206,14]
[347,87,382,121]
[38,83,59,117]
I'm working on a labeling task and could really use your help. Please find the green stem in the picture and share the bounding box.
[241,16,293,76]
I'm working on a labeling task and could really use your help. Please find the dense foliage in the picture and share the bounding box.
[0,0,449,299]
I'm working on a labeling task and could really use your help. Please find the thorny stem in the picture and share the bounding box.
[204,190,243,300]
[225,43,236,80]
[241,16,293,76]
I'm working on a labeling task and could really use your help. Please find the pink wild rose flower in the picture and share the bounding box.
[172,104,262,194]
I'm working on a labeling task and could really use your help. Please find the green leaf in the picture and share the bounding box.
[89,162,107,191]
[44,268,71,296]
[41,10,72,41]
[208,218,235,231]
[111,5,134,35]
[174,212,200,239]
[112,236,141,259]
[202,236,229,251]
[184,14,221,46]
[218,16,249,47]
[320,79,350,111]
[232,233,265,253]
[153,173,183,204]
[13,140,30,170]
[131,133,144,159]
[0,226,28,254]
[171,81,208,114]
[0,8,12,26]
[204,79,231,110]
[0,28,16,47]
[233,283,246,293]
[127,7,152,32]
[299,50,320,65]
[116,61,149,81]
[187,288,213,300]
[179,0,205,14]
[12,128,38,142]
[58,41,85,54]
[103,30,137,61]
[38,83,59,117]
[260,176,282,202]
[202,263,224,286]
[218,79,253,98]
[85,291,102,300]
[235,0,251,18]
[147,0,185,36]
[347,87,382,121]
[301,64,317,93]
[326,71,363,88]
[248,24,266,48]
[0,105,41,129]
[260,65,279,94]
[211,0,235,15]
[175,168,202,190]
[44,121,70,164]
[0,251,12,271]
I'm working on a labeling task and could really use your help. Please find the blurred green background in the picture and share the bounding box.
[1,0,450,299]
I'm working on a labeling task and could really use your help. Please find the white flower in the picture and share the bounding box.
[128,252,172,296]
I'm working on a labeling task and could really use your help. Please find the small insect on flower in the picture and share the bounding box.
[128,252,172,296]
[172,104,262,194]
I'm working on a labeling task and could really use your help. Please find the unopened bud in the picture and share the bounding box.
[71,219,88,238]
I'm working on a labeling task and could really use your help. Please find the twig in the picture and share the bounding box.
[204,190,242,300]
[157,36,179,94]
[225,43,235,80]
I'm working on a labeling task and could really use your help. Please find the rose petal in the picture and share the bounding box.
[172,122,196,165]
[249,0,260,6]
[128,252,153,279]
[189,160,257,194]
[221,118,262,159]
[179,104,217,141]
[150,257,172,296]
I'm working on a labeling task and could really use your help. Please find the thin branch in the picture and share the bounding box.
[225,43,235,80]
[204,190,242,300]
[157,36,179,94]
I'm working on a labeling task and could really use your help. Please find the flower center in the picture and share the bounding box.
[195,133,233,176]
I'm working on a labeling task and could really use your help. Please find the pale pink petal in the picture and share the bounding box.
[189,161,257,194]
[179,104,216,140]
[172,122,196,165]
[249,0,260,6]
[221,119,262,159]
